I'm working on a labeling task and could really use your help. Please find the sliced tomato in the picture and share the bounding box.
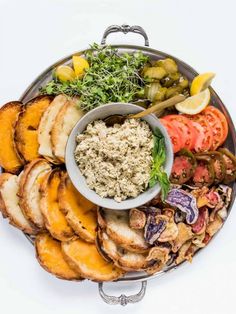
[163,115,196,150]
[193,162,211,185]
[171,154,196,184]
[201,109,224,150]
[159,118,182,153]
[203,106,228,145]
[192,157,215,187]
[186,114,213,152]
[191,121,211,152]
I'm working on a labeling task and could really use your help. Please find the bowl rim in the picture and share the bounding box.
[65,102,173,210]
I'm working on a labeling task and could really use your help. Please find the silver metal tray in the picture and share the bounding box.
[4,24,236,305]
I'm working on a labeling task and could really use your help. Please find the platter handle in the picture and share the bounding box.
[98,280,147,306]
[101,24,149,46]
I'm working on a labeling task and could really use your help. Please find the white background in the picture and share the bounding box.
[0,0,236,313]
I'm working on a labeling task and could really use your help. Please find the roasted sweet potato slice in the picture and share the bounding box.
[35,233,82,280]
[58,173,97,243]
[38,95,68,163]
[0,101,24,173]
[18,159,52,229]
[0,173,36,234]
[15,95,53,162]
[62,238,124,282]
[40,169,74,241]
[51,97,83,162]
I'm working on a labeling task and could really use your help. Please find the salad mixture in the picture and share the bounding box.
[74,118,154,202]
[0,43,236,282]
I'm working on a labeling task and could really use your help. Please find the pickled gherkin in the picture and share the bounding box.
[144,67,167,80]
[155,58,178,74]
[143,57,190,104]
[161,72,180,87]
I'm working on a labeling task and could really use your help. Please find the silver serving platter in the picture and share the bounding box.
[2,24,236,305]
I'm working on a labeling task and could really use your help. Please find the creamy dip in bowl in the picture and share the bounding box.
[66,103,173,210]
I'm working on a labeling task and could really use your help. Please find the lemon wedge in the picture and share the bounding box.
[55,65,76,82]
[72,55,89,77]
[175,89,211,114]
[190,72,215,95]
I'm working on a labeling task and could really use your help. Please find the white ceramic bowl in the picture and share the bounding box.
[65,103,173,210]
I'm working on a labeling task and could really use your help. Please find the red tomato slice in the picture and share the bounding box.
[192,161,211,185]
[203,106,228,145]
[163,115,196,150]
[186,114,213,152]
[191,121,211,152]
[159,118,182,153]
[201,108,224,150]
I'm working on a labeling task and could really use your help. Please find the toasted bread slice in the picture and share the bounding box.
[18,159,52,229]
[0,102,24,173]
[35,233,82,280]
[99,230,169,272]
[99,230,150,271]
[0,174,9,218]
[98,208,149,253]
[58,173,97,243]
[38,95,68,163]
[15,95,53,162]
[51,98,83,162]
[62,238,124,282]
[39,169,74,241]
[0,173,36,234]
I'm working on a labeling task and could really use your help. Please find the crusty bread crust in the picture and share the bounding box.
[98,229,169,274]
[58,173,97,243]
[0,101,24,173]
[0,173,37,234]
[39,169,75,241]
[38,95,67,164]
[0,173,13,218]
[18,158,51,229]
[51,97,83,162]
[15,95,53,162]
[61,238,125,282]
[98,230,151,271]
[98,208,149,253]
[35,233,82,281]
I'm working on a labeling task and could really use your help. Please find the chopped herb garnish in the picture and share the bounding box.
[149,128,170,200]
[40,43,149,111]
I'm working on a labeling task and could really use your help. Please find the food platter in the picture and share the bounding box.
[1,24,236,306]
